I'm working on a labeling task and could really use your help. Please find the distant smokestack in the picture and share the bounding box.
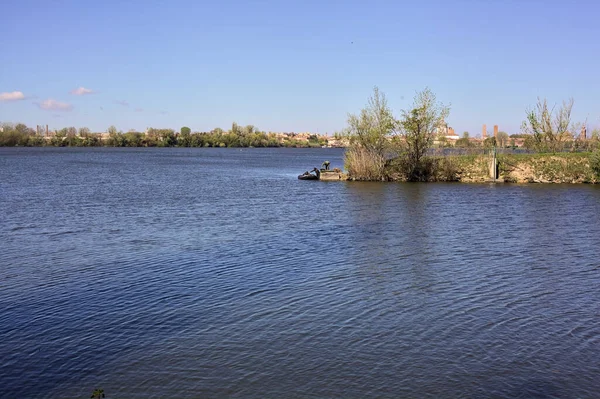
[482,124,487,138]
[494,125,499,139]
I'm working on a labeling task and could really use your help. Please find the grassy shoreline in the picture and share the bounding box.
[350,153,600,184]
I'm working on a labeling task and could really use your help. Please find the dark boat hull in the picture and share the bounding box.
[298,174,319,180]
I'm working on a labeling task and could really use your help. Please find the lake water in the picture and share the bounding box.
[1,147,599,399]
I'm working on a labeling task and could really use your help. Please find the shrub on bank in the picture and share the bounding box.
[388,155,438,182]
[434,157,461,181]
[385,156,463,182]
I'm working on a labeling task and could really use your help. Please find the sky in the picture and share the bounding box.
[1,0,599,136]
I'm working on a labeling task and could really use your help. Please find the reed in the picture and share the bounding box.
[344,146,386,181]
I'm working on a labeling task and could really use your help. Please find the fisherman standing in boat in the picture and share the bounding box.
[322,160,330,170]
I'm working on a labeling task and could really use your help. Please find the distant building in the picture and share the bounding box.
[513,138,525,147]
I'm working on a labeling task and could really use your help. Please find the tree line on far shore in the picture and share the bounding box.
[0,123,329,148]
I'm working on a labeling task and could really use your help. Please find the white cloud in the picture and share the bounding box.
[37,99,74,111]
[134,108,143,112]
[70,87,94,95]
[0,91,26,101]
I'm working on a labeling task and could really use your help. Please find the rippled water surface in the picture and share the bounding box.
[1,147,600,399]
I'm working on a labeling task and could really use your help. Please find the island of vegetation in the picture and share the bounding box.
[2,88,600,183]
[341,87,600,184]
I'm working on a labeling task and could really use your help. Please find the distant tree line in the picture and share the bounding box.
[0,122,329,148]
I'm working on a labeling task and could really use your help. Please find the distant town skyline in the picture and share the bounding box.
[1,0,599,135]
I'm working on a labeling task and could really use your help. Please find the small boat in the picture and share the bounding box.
[298,167,320,180]
[298,173,319,180]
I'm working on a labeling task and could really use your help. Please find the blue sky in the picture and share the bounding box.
[1,0,599,135]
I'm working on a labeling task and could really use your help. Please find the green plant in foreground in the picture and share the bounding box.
[91,388,105,398]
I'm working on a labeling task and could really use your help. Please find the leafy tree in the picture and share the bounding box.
[399,87,449,180]
[0,124,20,146]
[454,131,473,148]
[497,131,509,147]
[2,123,36,146]
[436,135,450,148]
[64,133,83,146]
[51,130,66,146]
[243,125,256,136]
[344,86,396,179]
[123,131,143,146]
[222,132,240,147]
[588,129,600,151]
[231,122,243,136]
[65,126,77,137]
[521,97,574,152]
[190,132,207,147]
[346,86,396,156]
[179,126,191,147]
[79,127,91,137]
[107,126,124,146]
[15,123,30,135]
[157,129,176,146]
[455,137,473,148]
[483,137,497,149]
[523,135,536,150]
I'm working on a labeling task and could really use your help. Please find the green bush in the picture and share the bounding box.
[436,157,460,181]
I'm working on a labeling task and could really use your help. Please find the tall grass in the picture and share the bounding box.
[345,147,462,182]
[344,146,386,180]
